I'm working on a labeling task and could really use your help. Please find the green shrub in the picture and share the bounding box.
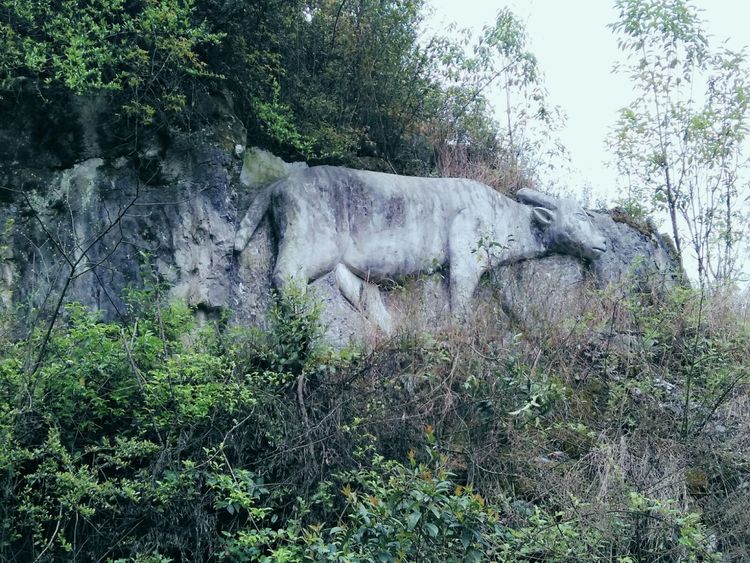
[0,282,745,560]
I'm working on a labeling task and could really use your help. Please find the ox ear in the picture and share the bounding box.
[517,188,558,210]
[532,206,554,227]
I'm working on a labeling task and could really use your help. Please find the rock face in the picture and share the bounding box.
[0,107,679,343]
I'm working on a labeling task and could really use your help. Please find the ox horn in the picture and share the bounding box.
[516,188,558,210]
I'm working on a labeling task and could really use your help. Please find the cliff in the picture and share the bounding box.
[0,99,679,342]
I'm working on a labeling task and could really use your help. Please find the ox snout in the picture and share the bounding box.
[590,236,607,258]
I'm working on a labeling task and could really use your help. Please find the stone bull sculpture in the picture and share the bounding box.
[234,166,607,331]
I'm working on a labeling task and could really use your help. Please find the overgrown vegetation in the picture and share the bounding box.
[3,0,750,561]
[0,0,222,123]
[0,0,560,185]
[609,0,750,286]
[1,277,747,560]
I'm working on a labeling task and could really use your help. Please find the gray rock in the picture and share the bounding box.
[0,107,680,345]
[234,166,608,332]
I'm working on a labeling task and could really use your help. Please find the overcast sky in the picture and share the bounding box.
[426,0,750,204]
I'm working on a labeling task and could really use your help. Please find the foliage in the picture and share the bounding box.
[301,439,504,562]
[3,1,750,559]
[429,8,563,192]
[2,278,745,560]
[192,0,311,152]
[1,0,559,186]
[277,0,434,164]
[609,0,750,286]
[0,0,222,123]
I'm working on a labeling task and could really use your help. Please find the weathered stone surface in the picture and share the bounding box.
[0,106,679,344]
[1,127,242,324]
[234,166,609,332]
[489,212,678,331]
[590,212,678,288]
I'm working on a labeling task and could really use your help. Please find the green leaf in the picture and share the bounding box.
[425,522,439,538]
[407,511,421,531]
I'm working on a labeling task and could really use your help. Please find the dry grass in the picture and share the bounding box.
[325,278,750,558]
[435,143,535,194]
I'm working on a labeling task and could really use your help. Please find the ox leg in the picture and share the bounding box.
[334,264,393,334]
[273,235,337,291]
[449,260,483,320]
[272,255,309,291]
[448,214,485,320]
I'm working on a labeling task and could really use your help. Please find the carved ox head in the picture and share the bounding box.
[516,188,607,261]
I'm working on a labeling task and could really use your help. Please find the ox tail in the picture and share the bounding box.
[234,187,272,253]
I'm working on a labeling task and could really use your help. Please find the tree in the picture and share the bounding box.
[480,8,558,186]
[281,0,437,166]
[609,0,750,286]
[1,0,558,182]
[425,8,563,192]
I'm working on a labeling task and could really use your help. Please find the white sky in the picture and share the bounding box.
[426,0,750,204]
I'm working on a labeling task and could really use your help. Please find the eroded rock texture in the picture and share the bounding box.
[0,101,679,344]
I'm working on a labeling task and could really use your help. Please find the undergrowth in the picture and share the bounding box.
[0,280,748,561]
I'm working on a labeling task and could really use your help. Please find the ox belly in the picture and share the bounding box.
[339,225,448,283]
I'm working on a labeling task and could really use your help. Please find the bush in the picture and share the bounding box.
[1,281,745,560]
[0,0,222,123]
